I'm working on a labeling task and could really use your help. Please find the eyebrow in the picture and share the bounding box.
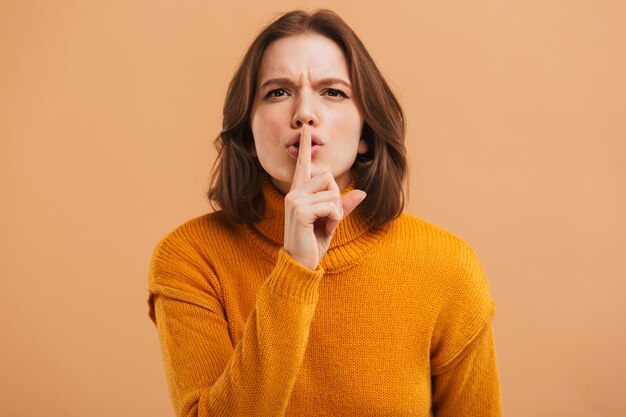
[259,77,352,89]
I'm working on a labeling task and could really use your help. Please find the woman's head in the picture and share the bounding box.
[250,33,367,194]
[209,9,407,229]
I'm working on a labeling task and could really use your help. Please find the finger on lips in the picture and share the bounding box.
[288,125,345,220]
[290,125,312,191]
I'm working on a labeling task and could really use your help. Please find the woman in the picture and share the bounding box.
[148,9,502,416]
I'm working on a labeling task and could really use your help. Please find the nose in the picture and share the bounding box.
[291,94,318,129]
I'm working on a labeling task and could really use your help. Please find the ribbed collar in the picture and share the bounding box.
[244,173,388,273]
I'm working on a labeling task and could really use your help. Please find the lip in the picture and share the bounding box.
[285,131,324,159]
[287,144,322,158]
[286,131,324,148]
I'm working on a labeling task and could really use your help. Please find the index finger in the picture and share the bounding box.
[290,124,311,191]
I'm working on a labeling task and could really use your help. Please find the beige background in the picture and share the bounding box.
[1,0,625,416]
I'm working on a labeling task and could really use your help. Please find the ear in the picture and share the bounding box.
[357,137,368,154]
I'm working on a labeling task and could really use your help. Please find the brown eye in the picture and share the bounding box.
[265,88,289,98]
[324,88,349,98]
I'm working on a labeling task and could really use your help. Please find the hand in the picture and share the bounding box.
[283,125,367,270]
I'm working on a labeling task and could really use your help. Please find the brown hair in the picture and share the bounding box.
[208,9,407,229]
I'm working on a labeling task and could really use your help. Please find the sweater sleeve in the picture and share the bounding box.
[428,236,502,415]
[431,321,502,416]
[148,234,323,417]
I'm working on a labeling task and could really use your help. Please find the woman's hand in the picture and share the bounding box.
[283,125,367,270]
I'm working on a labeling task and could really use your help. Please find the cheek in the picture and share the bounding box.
[251,108,283,143]
[328,107,362,140]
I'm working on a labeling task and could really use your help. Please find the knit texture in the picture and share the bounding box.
[148,175,502,416]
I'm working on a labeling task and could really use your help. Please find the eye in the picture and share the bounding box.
[324,88,349,99]
[264,88,290,99]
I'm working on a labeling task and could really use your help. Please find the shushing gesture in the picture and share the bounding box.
[283,125,367,270]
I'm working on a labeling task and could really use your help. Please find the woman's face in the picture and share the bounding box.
[250,33,367,194]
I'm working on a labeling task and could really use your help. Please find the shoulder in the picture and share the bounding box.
[389,212,483,268]
[148,212,238,321]
[391,211,494,309]
[149,211,246,279]
[391,215,498,371]
[153,211,241,255]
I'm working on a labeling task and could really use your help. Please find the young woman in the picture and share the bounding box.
[148,9,502,416]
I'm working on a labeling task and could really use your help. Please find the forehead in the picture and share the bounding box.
[257,34,350,83]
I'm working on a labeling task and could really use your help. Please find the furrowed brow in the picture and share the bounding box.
[259,77,352,89]
[317,78,352,88]
[259,78,293,89]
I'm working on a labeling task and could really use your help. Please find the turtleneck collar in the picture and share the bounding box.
[244,172,388,273]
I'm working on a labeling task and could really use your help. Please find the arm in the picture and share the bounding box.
[150,247,323,417]
[431,322,503,416]
[149,126,364,416]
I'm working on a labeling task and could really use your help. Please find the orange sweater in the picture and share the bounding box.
[148,176,502,416]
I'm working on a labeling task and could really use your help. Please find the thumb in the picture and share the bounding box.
[341,190,367,218]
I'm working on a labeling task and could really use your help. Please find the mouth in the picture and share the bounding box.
[286,132,324,148]
[287,143,322,158]
[285,131,324,159]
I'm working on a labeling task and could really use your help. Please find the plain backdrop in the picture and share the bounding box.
[1,1,625,416]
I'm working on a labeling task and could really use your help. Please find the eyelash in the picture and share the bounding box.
[325,88,349,98]
[264,88,350,99]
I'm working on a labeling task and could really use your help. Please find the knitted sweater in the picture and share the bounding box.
[147,175,502,416]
